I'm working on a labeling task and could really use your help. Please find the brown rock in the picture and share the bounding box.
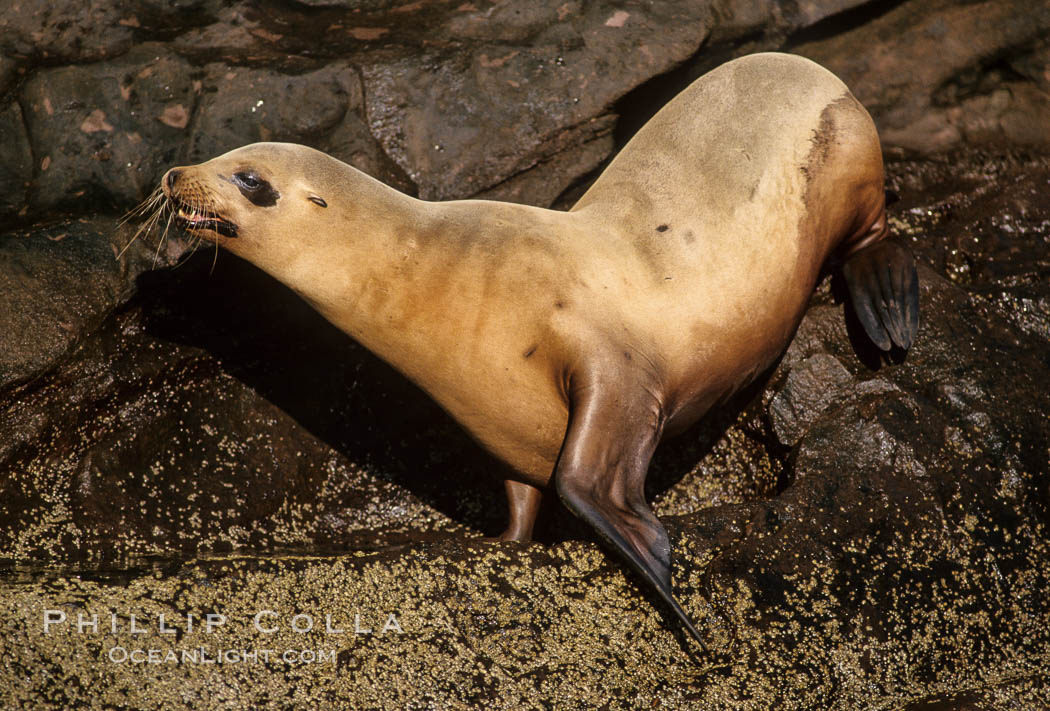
[0,54,16,93]
[170,4,280,57]
[361,1,715,199]
[769,353,856,447]
[0,217,181,391]
[796,0,1050,151]
[182,62,356,164]
[21,45,197,213]
[0,251,491,561]
[708,0,873,43]
[0,102,33,216]
[476,129,614,207]
[0,0,136,62]
[322,110,418,196]
[2,0,1050,705]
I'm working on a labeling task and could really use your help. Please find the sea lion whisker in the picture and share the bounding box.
[116,229,141,261]
[210,239,220,275]
[133,194,164,226]
[119,188,164,226]
[173,221,208,269]
[177,235,204,269]
[117,189,170,260]
[118,199,166,260]
[154,209,177,269]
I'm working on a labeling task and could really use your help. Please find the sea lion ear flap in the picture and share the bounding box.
[307,194,327,208]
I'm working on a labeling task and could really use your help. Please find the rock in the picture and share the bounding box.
[0,304,460,562]
[475,121,615,207]
[796,0,1050,151]
[1009,37,1050,92]
[169,3,287,58]
[2,0,1050,706]
[182,62,355,164]
[290,0,405,9]
[993,83,1050,146]
[322,110,418,197]
[21,44,197,213]
[0,248,504,562]
[361,1,715,199]
[0,0,137,63]
[0,216,182,391]
[791,0,872,27]
[0,54,15,93]
[443,0,584,42]
[769,353,856,447]
[0,102,33,216]
[708,0,872,43]
[884,149,1050,341]
[1,0,1047,224]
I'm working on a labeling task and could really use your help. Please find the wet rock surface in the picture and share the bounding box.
[2,1,1050,709]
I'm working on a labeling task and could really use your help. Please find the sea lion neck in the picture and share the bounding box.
[252,174,436,338]
[252,175,571,389]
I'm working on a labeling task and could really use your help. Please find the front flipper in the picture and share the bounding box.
[842,239,920,351]
[553,369,706,646]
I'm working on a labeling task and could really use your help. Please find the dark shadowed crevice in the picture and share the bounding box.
[783,0,914,49]
[930,53,1031,107]
[613,1,918,149]
[557,0,919,209]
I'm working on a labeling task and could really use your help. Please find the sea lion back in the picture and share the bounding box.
[572,52,877,245]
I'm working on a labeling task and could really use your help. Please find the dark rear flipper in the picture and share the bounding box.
[841,240,919,351]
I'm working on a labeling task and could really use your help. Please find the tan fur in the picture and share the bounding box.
[162,53,887,487]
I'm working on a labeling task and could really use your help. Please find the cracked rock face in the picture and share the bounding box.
[794,0,1050,151]
[1,1,1050,709]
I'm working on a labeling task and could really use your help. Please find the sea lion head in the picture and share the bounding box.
[160,142,339,258]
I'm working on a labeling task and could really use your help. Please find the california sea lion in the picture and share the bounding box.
[156,52,919,645]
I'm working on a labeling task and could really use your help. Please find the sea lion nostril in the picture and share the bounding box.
[167,169,180,189]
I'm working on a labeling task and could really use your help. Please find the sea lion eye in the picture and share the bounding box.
[233,172,261,190]
[229,171,280,207]
[308,195,327,208]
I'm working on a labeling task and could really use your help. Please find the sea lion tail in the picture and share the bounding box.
[841,239,920,351]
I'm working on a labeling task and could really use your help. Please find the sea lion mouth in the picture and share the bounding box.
[170,197,239,238]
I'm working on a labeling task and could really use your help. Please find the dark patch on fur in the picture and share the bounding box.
[799,93,858,224]
[554,301,565,309]
[245,182,280,207]
[801,100,838,187]
[801,94,856,190]
[656,224,669,232]
[230,171,280,207]
[798,92,876,272]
